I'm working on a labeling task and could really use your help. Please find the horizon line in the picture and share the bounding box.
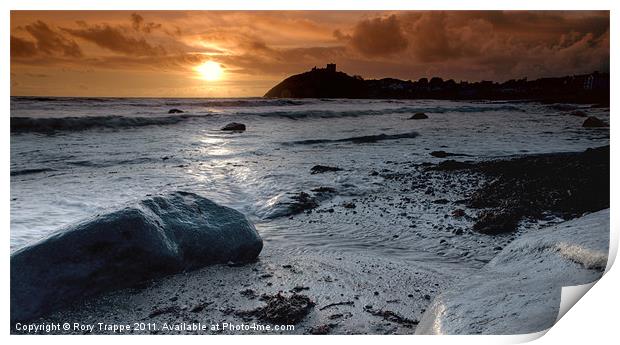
[10,69,608,99]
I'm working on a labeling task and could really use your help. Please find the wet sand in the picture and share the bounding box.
[14,146,610,335]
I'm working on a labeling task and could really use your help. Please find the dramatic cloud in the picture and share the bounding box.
[401,12,474,62]
[10,11,610,97]
[404,11,608,64]
[349,15,408,57]
[12,20,82,58]
[218,45,347,76]
[390,11,610,78]
[130,13,163,33]
[10,36,37,58]
[62,24,166,56]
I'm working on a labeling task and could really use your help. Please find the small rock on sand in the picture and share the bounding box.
[473,208,521,234]
[310,324,334,334]
[342,201,356,209]
[238,293,315,325]
[240,289,258,299]
[289,192,319,213]
[452,209,466,218]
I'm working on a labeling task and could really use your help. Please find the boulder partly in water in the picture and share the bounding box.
[409,112,429,120]
[310,165,343,174]
[11,191,263,322]
[221,122,246,131]
[582,116,608,128]
[430,151,470,158]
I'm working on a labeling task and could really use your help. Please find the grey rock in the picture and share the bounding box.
[582,116,608,128]
[11,191,262,322]
[409,112,429,120]
[221,122,246,131]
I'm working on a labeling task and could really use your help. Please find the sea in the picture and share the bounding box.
[10,96,610,272]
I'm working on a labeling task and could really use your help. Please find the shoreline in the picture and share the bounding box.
[417,208,609,335]
[11,145,610,334]
[27,246,452,335]
[10,95,611,105]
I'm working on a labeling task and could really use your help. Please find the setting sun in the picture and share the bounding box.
[195,61,223,81]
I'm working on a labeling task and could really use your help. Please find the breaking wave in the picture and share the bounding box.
[10,102,524,133]
[12,96,306,108]
[196,99,305,107]
[286,131,419,145]
[10,168,57,177]
[249,105,523,119]
[11,114,205,133]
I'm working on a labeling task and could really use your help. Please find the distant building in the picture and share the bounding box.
[584,74,595,90]
[583,72,609,90]
[311,64,337,73]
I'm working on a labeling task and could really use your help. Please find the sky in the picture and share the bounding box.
[10,10,610,97]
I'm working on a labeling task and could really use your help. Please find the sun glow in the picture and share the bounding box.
[195,61,223,81]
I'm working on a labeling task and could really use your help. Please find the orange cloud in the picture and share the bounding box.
[349,15,408,57]
[10,11,610,97]
[13,20,82,58]
[130,13,163,34]
[62,24,166,57]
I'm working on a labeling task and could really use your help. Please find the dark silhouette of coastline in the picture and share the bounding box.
[264,64,609,104]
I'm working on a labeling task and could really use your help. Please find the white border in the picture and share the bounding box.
[0,0,616,10]
[2,1,617,344]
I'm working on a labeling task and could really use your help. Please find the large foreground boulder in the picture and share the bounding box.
[11,191,262,323]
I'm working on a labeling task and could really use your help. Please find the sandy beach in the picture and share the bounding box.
[11,141,610,334]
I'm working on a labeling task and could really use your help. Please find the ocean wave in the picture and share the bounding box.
[10,103,524,133]
[11,96,116,103]
[10,168,56,177]
[247,105,523,119]
[160,100,294,107]
[11,114,205,133]
[65,156,160,168]
[286,131,419,145]
[253,107,415,119]
[198,99,305,107]
[12,96,306,108]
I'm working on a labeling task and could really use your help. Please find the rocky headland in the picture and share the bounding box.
[265,65,609,104]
